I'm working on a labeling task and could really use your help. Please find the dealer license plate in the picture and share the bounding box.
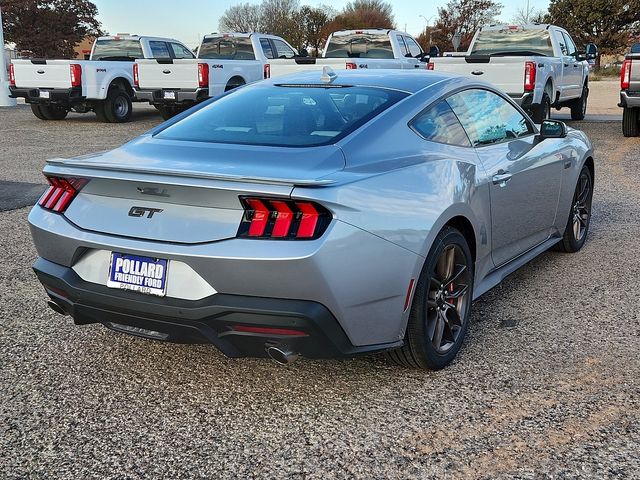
[107,252,168,297]
[163,91,176,99]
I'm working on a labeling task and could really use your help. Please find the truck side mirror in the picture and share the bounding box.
[585,43,597,60]
[428,46,439,58]
[297,48,309,58]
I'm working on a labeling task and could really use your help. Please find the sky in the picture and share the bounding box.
[94,0,551,48]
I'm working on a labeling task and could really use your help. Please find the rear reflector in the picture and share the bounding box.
[38,176,88,213]
[232,325,308,337]
[621,59,632,90]
[198,62,209,88]
[346,62,357,70]
[238,197,331,240]
[133,63,139,87]
[70,64,82,87]
[403,278,416,312]
[9,63,15,86]
[264,63,271,79]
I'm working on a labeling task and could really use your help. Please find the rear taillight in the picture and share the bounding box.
[133,63,139,87]
[198,63,209,88]
[524,61,536,92]
[70,64,82,88]
[38,176,88,213]
[426,62,434,71]
[9,63,15,86]
[238,197,331,240]
[346,62,357,70]
[264,63,271,79]
[621,59,632,90]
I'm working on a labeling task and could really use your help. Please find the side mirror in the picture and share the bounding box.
[298,48,309,58]
[428,46,439,58]
[631,43,640,54]
[585,43,597,60]
[539,119,567,139]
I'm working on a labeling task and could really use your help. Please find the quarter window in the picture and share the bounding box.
[149,41,171,58]
[260,38,275,59]
[273,39,296,59]
[562,32,576,56]
[446,89,533,146]
[411,101,471,147]
[396,35,409,56]
[404,36,423,57]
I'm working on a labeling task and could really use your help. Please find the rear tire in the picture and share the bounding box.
[570,85,588,121]
[553,165,593,253]
[531,92,551,123]
[36,105,68,120]
[97,84,133,123]
[622,107,640,137]
[385,226,474,370]
[30,104,48,120]
[158,106,179,120]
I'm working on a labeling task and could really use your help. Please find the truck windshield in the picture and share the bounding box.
[325,33,394,59]
[92,39,144,60]
[198,37,255,60]
[155,84,407,147]
[471,29,554,56]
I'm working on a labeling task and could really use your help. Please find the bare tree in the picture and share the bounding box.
[431,0,502,52]
[218,3,263,33]
[261,0,300,38]
[511,5,546,24]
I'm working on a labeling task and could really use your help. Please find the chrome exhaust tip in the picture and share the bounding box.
[266,346,299,365]
[47,300,67,316]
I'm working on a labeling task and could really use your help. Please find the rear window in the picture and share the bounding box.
[471,28,554,56]
[326,33,394,59]
[198,37,255,60]
[156,85,407,147]
[92,39,144,61]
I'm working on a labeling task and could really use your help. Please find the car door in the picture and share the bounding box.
[561,32,582,97]
[554,29,578,100]
[446,88,564,267]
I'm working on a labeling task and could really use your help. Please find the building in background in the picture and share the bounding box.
[74,36,96,59]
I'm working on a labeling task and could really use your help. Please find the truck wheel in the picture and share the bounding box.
[30,104,48,120]
[622,107,640,137]
[37,105,68,120]
[158,106,179,120]
[531,93,551,123]
[97,85,132,123]
[570,86,588,121]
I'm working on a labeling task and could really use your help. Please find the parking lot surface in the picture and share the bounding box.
[1,103,639,479]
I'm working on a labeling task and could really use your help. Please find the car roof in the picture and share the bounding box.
[267,69,457,94]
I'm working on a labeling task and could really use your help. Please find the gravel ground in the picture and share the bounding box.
[0,103,639,479]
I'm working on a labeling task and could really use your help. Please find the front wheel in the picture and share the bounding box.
[570,86,588,121]
[554,165,593,253]
[386,226,474,370]
[622,107,640,137]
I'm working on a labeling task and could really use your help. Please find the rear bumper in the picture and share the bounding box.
[9,86,84,106]
[34,257,401,359]
[619,90,640,108]
[135,87,209,106]
[508,92,534,108]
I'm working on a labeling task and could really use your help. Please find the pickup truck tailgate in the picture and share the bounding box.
[432,57,526,95]
[136,59,199,89]
[12,60,72,89]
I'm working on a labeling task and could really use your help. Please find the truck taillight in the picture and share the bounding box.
[264,63,271,79]
[346,62,357,70]
[198,63,209,88]
[524,61,536,92]
[237,197,332,240]
[70,64,82,87]
[621,59,632,90]
[133,63,139,87]
[38,176,88,213]
[426,62,434,70]
[9,63,15,86]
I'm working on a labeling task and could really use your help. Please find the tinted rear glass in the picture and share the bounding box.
[198,37,255,60]
[326,33,394,59]
[471,28,554,56]
[92,39,144,60]
[156,85,407,147]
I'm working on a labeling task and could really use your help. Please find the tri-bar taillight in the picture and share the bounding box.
[38,176,88,213]
[237,197,331,240]
[621,59,632,90]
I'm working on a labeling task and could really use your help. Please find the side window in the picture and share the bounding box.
[396,34,409,56]
[273,39,296,59]
[411,100,471,147]
[260,38,275,59]
[404,36,423,58]
[562,32,576,56]
[149,41,171,58]
[446,89,533,147]
[556,30,568,56]
[170,43,194,59]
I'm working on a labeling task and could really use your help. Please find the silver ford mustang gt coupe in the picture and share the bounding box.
[29,69,594,369]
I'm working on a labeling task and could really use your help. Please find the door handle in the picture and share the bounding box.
[492,171,512,187]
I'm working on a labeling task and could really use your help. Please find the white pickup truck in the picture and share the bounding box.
[135,29,430,119]
[429,24,597,122]
[9,35,195,122]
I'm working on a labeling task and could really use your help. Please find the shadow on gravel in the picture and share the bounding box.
[0,181,46,212]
